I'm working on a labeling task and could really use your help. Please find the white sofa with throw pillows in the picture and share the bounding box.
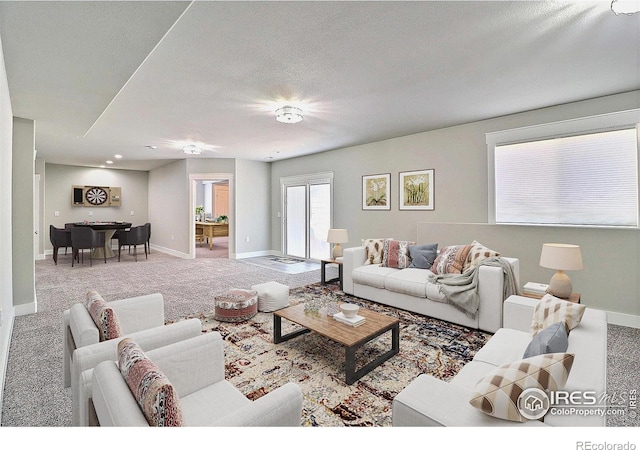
[393,294,607,426]
[342,239,520,333]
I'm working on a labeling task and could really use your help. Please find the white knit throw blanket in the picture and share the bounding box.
[433,257,520,317]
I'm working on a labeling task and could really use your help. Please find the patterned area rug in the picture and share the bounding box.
[170,283,491,426]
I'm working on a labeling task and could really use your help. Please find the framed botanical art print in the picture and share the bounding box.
[399,169,434,210]
[362,173,391,210]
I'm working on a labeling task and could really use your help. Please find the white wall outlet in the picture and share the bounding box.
[0,308,3,327]
[54,211,59,217]
[171,235,174,241]
[245,236,250,243]
[277,212,281,218]
[130,210,135,216]
[88,210,93,216]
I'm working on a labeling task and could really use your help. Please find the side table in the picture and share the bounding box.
[321,259,343,290]
[521,291,581,304]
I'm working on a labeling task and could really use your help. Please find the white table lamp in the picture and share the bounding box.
[539,243,583,299]
[327,229,349,259]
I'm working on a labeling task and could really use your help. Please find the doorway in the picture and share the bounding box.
[190,173,233,259]
[281,172,333,261]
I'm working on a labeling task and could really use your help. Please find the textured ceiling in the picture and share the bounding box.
[1,1,639,170]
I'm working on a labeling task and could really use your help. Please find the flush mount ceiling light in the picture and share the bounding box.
[275,106,303,124]
[183,144,202,155]
[611,0,640,15]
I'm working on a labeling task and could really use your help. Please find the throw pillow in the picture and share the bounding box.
[381,239,415,269]
[469,353,574,422]
[523,321,569,358]
[118,337,184,426]
[85,290,123,341]
[531,294,586,336]
[362,238,388,265]
[464,240,500,272]
[430,244,473,275]
[408,243,438,269]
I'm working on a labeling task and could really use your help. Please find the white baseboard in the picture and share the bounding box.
[235,250,279,259]
[606,310,640,329]
[149,244,190,259]
[0,305,15,425]
[14,301,36,316]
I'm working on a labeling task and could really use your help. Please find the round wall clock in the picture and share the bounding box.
[85,187,108,205]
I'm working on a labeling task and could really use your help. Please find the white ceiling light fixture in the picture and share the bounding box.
[611,0,640,15]
[275,105,303,124]
[183,144,202,155]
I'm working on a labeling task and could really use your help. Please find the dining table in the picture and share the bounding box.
[72,221,133,259]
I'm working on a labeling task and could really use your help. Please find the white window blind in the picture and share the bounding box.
[493,127,638,227]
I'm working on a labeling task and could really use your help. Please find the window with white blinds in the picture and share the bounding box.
[487,110,640,228]
[493,128,638,227]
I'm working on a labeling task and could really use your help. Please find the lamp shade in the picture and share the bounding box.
[539,243,584,271]
[327,229,349,244]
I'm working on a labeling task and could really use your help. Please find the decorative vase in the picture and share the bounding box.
[325,299,339,316]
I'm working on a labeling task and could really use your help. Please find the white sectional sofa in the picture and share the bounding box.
[392,295,607,426]
[342,246,520,333]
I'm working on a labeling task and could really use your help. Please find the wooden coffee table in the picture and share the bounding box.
[273,303,400,385]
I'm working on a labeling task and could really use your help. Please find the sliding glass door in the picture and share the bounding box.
[282,173,333,261]
[285,185,306,258]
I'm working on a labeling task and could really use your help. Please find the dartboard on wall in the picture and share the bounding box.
[85,186,108,205]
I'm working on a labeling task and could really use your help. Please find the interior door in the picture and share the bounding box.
[213,184,229,217]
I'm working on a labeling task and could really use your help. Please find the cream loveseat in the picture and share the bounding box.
[393,295,607,427]
[342,242,520,333]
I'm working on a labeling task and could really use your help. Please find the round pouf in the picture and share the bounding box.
[214,289,258,322]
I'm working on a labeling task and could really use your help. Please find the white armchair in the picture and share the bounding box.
[63,292,203,426]
[91,332,303,426]
[63,292,165,387]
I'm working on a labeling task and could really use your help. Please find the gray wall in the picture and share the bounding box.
[235,159,270,256]
[0,33,13,424]
[43,163,149,252]
[148,160,189,255]
[271,90,640,322]
[12,117,35,311]
[416,222,639,322]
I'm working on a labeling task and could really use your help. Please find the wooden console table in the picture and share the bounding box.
[195,222,229,250]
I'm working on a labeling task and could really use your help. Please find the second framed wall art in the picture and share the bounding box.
[399,169,434,210]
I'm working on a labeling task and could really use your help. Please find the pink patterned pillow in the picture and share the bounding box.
[381,239,415,268]
[85,290,122,341]
[430,245,473,275]
[118,338,184,426]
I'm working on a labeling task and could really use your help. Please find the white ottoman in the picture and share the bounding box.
[251,281,290,312]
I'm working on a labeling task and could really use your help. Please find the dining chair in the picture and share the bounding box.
[71,226,106,267]
[49,225,72,265]
[143,222,151,254]
[116,226,148,261]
